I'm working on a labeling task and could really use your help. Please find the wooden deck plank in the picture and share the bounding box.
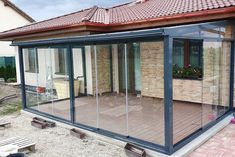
[31,95,226,146]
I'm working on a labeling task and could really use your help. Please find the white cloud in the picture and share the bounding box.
[11,0,131,21]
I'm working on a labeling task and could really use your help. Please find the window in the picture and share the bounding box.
[55,49,67,75]
[173,39,203,79]
[25,48,39,73]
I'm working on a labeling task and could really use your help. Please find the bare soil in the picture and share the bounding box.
[0,84,21,115]
[0,113,127,157]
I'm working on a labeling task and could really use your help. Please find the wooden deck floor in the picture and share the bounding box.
[32,94,228,145]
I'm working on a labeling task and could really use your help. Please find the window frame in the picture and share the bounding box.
[54,48,68,75]
[24,48,39,73]
[173,38,203,79]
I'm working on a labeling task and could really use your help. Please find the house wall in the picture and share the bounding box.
[0,0,32,83]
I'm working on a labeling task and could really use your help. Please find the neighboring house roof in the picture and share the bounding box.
[1,0,235,40]
[1,0,35,22]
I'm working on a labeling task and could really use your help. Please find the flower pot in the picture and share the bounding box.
[36,87,45,93]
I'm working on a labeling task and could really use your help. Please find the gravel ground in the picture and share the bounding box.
[0,113,128,157]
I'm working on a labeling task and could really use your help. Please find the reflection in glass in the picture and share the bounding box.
[24,48,70,120]
[202,41,230,126]
[128,41,165,145]
[173,40,231,144]
[74,46,98,128]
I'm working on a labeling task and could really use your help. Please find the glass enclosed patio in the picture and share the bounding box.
[16,20,234,155]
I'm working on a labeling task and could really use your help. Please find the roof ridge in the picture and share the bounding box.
[82,5,99,22]
[109,0,134,9]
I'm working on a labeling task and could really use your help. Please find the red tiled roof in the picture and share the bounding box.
[109,0,235,23]
[1,0,235,39]
[0,7,93,35]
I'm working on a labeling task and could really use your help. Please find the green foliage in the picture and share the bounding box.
[0,65,16,82]
[173,64,202,79]
[7,78,17,83]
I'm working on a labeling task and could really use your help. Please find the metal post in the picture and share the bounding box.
[67,44,75,123]
[94,45,100,128]
[109,45,114,93]
[164,36,174,154]
[124,43,129,136]
[229,41,234,111]
[81,47,87,95]
[18,47,27,109]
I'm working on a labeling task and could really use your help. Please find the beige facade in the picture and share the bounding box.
[0,0,33,83]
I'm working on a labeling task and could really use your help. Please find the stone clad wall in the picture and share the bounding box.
[173,79,202,103]
[202,42,230,106]
[140,41,164,98]
[91,45,111,95]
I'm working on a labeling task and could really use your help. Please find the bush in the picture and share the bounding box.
[0,65,16,82]
[7,78,17,83]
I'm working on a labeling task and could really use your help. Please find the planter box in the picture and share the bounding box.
[124,143,146,157]
[33,117,56,128]
[31,120,47,129]
[54,79,80,99]
[70,128,85,139]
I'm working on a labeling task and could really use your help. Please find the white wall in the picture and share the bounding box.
[0,0,32,83]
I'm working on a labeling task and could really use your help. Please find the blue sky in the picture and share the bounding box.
[11,0,131,21]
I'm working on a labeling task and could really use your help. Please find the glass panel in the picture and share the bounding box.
[23,48,40,108]
[220,24,234,39]
[24,47,70,120]
[0,57,4,67]
[167,21,234,39]
[74,46,98,128]
[0,57,16,82]
[173,39,184,68]
[173,40,231,144]
[200,25,221,39]
[73,42,165,146]
[202,41,230,126]
[173,39,203,80]
[48,48,70,119]
[97,44,127,135]
[128,41,165,145]
[189,40,203,68]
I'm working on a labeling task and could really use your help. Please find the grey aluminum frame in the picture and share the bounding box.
[17,20,234,155]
